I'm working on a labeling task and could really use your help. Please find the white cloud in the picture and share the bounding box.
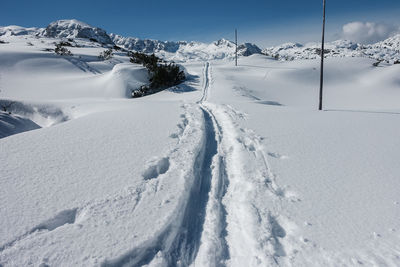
[341,21,399,44]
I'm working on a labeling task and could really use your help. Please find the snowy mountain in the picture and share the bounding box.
[111,34,262,61]
[0,25,44,37]
[0,19,114,45]
[44,19,114,45]
[0,20,262,61]
[263,35,400,62]
[109,33,184,53]
[238,42,262,56]
[2,19,399,63]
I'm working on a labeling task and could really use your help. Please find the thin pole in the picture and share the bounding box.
[235,29,238,66]
[319,0,326,110]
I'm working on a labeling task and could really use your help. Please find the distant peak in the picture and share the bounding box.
[48,19,92,28]
[45,19,114,45]
[214,39,235,47]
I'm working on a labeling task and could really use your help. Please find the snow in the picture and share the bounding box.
[201,55,400,265]
[1,21,400,267]
[0,111,40,138]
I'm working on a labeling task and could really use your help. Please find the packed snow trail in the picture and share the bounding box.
[194,62,292,266]
[194,63,231,266]
[163,109,217,265]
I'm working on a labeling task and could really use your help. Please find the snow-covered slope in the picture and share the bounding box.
[263,35,400,62]
[0,35,148,100]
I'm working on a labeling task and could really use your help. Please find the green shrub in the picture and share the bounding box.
[149,63,185,88]
[373,60,383,67]
[55,42,73,56]
[129,52,185,96]
[129,52,160,72]
[98,48,113,60]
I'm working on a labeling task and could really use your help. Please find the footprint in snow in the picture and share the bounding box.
[142,157,170,180]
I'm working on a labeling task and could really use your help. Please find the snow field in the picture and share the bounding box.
[203,56,400,266]
[1,30,400,266]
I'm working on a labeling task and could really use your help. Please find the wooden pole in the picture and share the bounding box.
[319,0,326,110]
[235,29,238,66]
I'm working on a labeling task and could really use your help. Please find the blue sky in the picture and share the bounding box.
[1,0,399,46]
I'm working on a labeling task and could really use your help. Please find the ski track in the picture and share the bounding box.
[196,62,293,266]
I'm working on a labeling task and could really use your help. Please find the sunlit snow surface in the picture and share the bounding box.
[0,29,400,267]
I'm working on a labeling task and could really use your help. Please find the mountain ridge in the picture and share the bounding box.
[1,19,399,62]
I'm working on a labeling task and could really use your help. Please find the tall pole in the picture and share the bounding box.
[235,29,238,66]
[319,0,326,110]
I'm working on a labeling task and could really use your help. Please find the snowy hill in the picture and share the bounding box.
[263,35,400,62]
